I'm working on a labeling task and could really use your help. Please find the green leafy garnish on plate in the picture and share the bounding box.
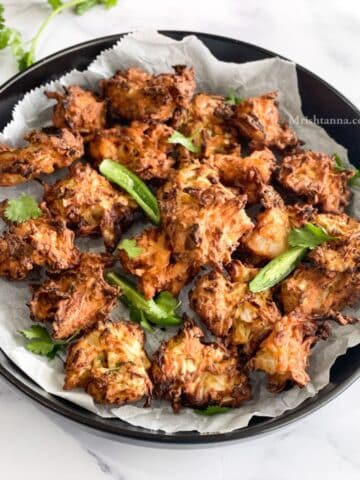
[225,89,243,105]
[249,223,337,293]
[167,130,200,154]
[4,193,42,223]
[332,153,360,187]
[194,406,231,416]
[20,325,63,359]
[117,238,143,259]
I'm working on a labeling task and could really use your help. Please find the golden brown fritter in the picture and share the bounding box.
[234,91,298,150]
[88,122,175,181]
[242,187,316,261]
[0,127,84,186]
[280,265,360,315]
[45,86,106,139]
[190,261,281,354]
[158,162,253,268]
[44,163,136,250]
[308,213,360,273]
[30,253,119,340]
[101,65,195,122]
[118,228,194,299]
[248,311,317,392]
[278,151,353,213]
[172,93,240,157]
[0,203,80,280]
[64,320,152,405]
[209,148,276,203]
[150,320,251,412]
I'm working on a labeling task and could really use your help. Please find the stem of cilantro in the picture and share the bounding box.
[25,0,93,68]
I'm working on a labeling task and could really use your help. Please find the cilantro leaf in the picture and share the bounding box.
[47,0,63,9]
[129,306,154,333]
[117,238,143,259]
[4,193,42,223]
[194,406,231,416]
[288,223,337,250]
[167,130,200,154]
[349,170,360,187]
[19,325,64,359]
[333,153,346,172]
[154,291,180,316]
[0,5,25,66]
[225,89,243,105]
[75,0,118,15]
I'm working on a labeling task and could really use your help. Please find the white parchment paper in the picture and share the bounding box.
[0,31,359,434]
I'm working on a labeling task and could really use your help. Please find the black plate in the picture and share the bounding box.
[0,31,359,445]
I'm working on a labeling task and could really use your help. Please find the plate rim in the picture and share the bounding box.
[0,30,359,445]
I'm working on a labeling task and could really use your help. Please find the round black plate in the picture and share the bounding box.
[0,32,359,445]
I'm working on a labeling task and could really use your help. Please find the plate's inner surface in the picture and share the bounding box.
[0,31,359,444]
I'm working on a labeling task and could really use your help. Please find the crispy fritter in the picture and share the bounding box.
[64,320,152,405]
[209,148,276,202]
[44,163,136,250]
[30,253,119,340]
[158,162,253,268]
[45,86,106,139]
[242,187,315,260]
[278,151,353,213]
[0,203,80,280]
[89,122,175,180]
[234,91,298,150]
[172,93,240,157]
[150,320,251,411]
[248,311,317,392]
[280,265,360,315]
[190,261,281,354]
[101,65,195,122]
[308,213,360,272]
[118,228,194,299]
[0,127,84,186]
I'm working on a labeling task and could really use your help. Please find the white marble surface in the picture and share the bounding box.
[0,1,359,478]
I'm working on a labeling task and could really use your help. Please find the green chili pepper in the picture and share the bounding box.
[194,406,231,416]
[99,159,161,225]
[106,272,182,328]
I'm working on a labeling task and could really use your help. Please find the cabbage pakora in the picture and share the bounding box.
[64,320,152,405]
[30,253,119,340]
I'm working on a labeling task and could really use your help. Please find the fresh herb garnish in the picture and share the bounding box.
[0,1,119,71]
[288,223,337,249]
[106,272,182,329]
[20,325,64,359]
[333,153,346,172]
[117,238,144,259]
[4,193,42,223]
[249,223,336,293]
[225,89,243,105]
[332,153,360,187]
[167,130,200,154]
[99,159,161,225]
[194,406,231,416]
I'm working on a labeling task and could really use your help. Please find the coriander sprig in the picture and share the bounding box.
[19,325,74,359]
[4,193,42,223]
[167,130,201,154]
[117,238,144,259]
[0,1,119,71]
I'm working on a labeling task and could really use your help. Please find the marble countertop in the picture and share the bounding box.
[0,1,359,479]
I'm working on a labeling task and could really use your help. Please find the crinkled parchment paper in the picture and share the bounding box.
[0,31,359,434]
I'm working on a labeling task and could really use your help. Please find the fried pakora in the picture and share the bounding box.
[278,151,353,213]
[30,253,119,340]
[209,148,276,203]
[0,127,84,186]
[64,320,152,405]
[308,213,360,273]
[234,91,298,150]
[158,162,253,268]
[45,86,106,139]
[118,227,194,299]
[89,122,175,180]
[101,65,195,122]
[0,202,80,280]
[190,261,281,354]
[248,311,317,392]
[172,93,240,157]
[44,163,136,250]
[150,320,251,412]
[280,264,360,315]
